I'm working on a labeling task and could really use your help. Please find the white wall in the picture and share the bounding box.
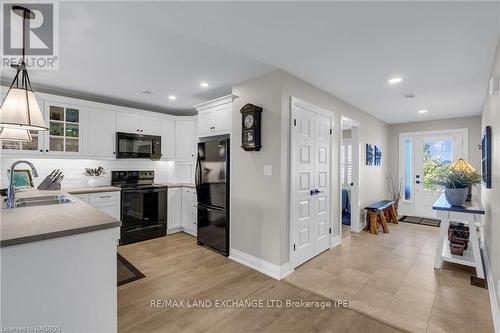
[231,70,390,267]
[0,158,193,188]
[481,36,500,314]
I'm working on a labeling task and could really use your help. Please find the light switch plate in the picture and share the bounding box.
[264,165,273,176]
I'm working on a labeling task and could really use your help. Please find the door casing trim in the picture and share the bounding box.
[289,96,335,270]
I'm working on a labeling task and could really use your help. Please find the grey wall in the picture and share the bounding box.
[231,70,390,266]
[388,116,482,180]
[481,37,500,308]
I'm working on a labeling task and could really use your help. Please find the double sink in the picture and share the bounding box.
[4,195,74,208]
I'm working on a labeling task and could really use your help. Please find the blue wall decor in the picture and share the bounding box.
[366,144,374,165]
[374,145,382,166]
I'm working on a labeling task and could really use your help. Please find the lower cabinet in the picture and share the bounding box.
[71,191,121,221]
[167,186,197,236]
[181,187,197,236]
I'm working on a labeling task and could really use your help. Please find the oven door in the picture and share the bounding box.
[121,188,167,227]
[116,132,161,159]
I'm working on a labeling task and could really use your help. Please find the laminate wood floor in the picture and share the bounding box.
[118,233,402,333]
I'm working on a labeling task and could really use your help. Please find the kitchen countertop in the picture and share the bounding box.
[65,186,121,194]
[0,189,121,248]
[158,183,195,188]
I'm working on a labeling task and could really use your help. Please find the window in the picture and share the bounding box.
[341,140,353,187]
[404,138,412,200]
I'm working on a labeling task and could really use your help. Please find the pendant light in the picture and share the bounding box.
[0,127,32,141]
[0,6,48,132]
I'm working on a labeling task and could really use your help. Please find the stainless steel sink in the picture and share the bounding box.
[9,195,74,208]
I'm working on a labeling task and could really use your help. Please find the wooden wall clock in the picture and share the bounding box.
[240,103,262,151]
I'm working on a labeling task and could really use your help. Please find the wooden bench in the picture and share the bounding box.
[364,200,399,235]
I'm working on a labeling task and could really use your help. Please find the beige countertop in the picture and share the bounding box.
[0,189,121,248]
[65,186,121,194]
[158,183,195,188]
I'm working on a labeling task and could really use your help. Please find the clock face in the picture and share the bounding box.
[244,114,255,129]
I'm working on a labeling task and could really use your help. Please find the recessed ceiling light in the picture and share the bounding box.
[142,89,153,95]
[168,95,176,100]
[404,93,416,100]
[388,77,403,85]
[200,82,209,88]
[418,109,428,114]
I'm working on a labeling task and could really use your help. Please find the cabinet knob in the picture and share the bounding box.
[137,129,140,131]
[113,152,116,155]
[39,149,43,152]
[140,130,143,132]
[46,149,49,152]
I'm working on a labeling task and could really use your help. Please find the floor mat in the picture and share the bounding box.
[399,215,441,227]
[117,253,145,286]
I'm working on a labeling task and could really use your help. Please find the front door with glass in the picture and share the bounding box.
[414,134,463,218]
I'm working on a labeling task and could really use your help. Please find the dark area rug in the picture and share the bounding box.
[117,253,145,286]
[399,215,441,227]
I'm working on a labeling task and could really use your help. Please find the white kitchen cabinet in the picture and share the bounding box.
[89,191,121,220]
[175,120,197,159]
[85,107,116,158]
[72,193,90,204]
[116,112,161,135]
[181,187,197,236]
[116,112,140,133]
[139,114,161,135]
[70,191,120,221]
[194,94,236,137]
[44,101,84,156]
[161,117,176,160]
[167,186,197,236]
[167,187,182,233]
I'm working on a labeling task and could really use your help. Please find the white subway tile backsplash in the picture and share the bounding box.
[0,157,191,188]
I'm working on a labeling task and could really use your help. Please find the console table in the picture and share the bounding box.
[432,194,485,279]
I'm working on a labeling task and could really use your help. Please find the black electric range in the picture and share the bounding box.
[112,171,167,245]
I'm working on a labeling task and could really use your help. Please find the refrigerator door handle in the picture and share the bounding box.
[195,153,201,192]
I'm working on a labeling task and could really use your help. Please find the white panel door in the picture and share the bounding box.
[414,133,463,218]
[116,112,140,133]
[197,109,213,137]
[293,107,316,267]
[292,99,332,268]
[139,114,161,135]
[85,107,116,158]
[313,114,331,254]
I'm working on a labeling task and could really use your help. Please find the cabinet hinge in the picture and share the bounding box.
[293,119,297,126]
[329,228,332,234]
[293,244,296,251]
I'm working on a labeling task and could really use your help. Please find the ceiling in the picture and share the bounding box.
[2,1,499,123]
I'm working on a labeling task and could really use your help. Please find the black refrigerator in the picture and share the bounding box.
[196,135,230,256]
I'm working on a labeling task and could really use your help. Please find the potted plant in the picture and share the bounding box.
[431,168,481,206]
[84,166,106,187]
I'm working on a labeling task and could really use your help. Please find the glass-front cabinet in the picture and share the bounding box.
[0,97,83,156]
[46,102,82,154]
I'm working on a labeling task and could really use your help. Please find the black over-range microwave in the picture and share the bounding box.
[116,132,161,159]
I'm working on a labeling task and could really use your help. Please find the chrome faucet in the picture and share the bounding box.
[5,160,39,208]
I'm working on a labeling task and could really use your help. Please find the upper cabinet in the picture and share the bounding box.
[45,101,83,155]
[161,118,176,160]
[194,94,237,137]
[85,107,116,158]
[0,89,196,160]
[175,120,197,159]
[116,112,161,135]
[139,114,161,135]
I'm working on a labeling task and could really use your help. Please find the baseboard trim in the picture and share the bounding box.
[229,248,291,280]
[483,247,500,332]
[330,235,342,248]
[167,226,183,235]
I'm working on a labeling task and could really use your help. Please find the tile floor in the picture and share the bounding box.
[284,223,495,333]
